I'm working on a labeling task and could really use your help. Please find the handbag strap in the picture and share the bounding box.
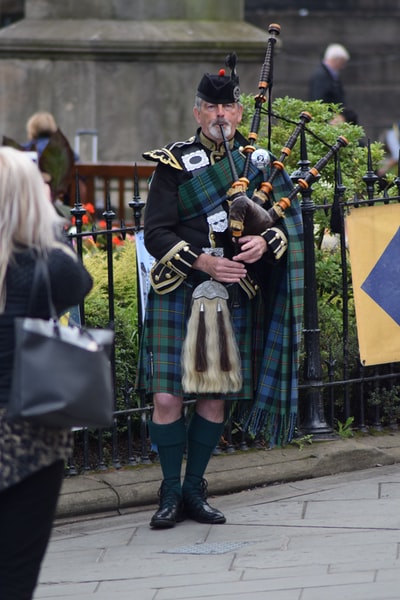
[28,255,58,320]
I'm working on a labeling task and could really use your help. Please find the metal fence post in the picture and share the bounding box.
[294,130,334,438]
[129,173,151,464]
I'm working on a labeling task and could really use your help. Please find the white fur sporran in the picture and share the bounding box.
[181,280,242,394]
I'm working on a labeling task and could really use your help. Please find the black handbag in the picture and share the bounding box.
[7,258,115,428]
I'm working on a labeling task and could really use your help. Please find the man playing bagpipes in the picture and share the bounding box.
[136,58,304,529]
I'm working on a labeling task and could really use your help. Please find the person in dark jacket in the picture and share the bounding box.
[136,60,304,529]
[309,43,350,107]
[0,146,93,599]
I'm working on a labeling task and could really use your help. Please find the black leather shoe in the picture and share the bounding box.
[150,483,184,529]
[183,478,226,524]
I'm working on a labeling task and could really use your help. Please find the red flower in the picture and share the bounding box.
[112,236,124,246]
[84,202,95,214]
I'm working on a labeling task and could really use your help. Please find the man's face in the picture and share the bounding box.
[193,101,243,144]
[331,57,348,72]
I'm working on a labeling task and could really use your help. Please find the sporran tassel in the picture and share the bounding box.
[217,301,231,371]
[195,302,207,372]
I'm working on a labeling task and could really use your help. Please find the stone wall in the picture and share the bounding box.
[0,0,266,161]
[25,0,244,20]
[0,2,399,160]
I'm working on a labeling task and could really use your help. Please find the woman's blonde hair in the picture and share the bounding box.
[26,111,57,141]
[0,147,66,311]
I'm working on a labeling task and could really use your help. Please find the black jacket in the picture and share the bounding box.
[143,130,249,272]
[309,62,346,106]
[0,246,92,406]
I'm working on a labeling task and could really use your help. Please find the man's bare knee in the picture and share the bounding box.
[195,398,225,423]
[152,393,183,424]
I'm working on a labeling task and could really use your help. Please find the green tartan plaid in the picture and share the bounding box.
[246,169,304,446]
[178,149,261,220]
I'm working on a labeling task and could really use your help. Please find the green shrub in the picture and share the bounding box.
[239,95,383,204]
[368,385,400,426]
[83,240,139,409]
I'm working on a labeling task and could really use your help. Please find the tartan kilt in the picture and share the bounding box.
[136,278,262,401]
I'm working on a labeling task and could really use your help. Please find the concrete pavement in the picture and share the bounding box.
[57,430,400,520]
[33,431,400,599]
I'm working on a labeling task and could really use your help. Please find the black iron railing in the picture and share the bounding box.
[65,150,400,474]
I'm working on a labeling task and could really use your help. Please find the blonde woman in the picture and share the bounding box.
[23,110,58,157]
[0,147,92,599]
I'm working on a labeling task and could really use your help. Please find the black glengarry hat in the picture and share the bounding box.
[197,53,241,104]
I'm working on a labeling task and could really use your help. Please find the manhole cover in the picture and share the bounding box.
[164,541,251,555]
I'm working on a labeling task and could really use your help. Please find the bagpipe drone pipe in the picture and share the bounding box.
[222,24,349,242]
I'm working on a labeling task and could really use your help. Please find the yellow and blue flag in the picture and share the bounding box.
[346,204,400,365]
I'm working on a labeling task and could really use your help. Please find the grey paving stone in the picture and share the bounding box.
[34,453,400,600]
